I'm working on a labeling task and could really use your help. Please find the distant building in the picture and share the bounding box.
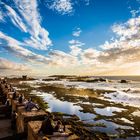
[22,75,27,80]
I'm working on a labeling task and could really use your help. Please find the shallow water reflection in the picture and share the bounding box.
[94,107,126,116]
[26,79,140,139]
[30,90,96,120]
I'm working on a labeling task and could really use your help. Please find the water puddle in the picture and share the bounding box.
[94,107,126,116]
[132,110,140,117]
[30,90,96,120]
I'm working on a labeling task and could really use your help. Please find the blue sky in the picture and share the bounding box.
[0,0,140,76]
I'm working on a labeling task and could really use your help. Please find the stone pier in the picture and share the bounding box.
[17,109,47,134]
[28,121,79,140]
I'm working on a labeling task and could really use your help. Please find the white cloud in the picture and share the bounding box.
[4,4,27,32]
[101,17,140,50]
[69,39,85,56]
[48,50,78,67]
[1,0,52,50]
[112,18,140,41]
[82,48,101,59]
[69,39,85,46]
[0,57,29,71]
[0,32,50,64]
[70,45,82,56]
[46,0,90,15]
[14,0,52,50]
[49,0,73,15]
[72,28,82,37]
[95,16,140,71]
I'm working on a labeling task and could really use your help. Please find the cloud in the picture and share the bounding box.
[46,0,91,15]
[50,14,140,73]
[14,0,52,50]
[70,45,82,56]
[48,50,78,67]
[0,32,50,64]
[47,0,73,15]
[69,39,85,46]
[0,57,29,71]
[4,4,27,32]
[69,39,85,56]
[50,15,140,75]
[82,48,101,59]
[112,17,140,42]
[94,16,140,73]
[100,16,140,50]
[72,28,82,37]
[1,0,52,50]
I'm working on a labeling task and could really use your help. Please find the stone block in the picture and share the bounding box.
[27,121,79,140]
[17,110,46,134]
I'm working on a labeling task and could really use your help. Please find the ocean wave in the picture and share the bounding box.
[103,90,140,107]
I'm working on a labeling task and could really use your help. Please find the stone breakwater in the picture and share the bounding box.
[0,79,79,140]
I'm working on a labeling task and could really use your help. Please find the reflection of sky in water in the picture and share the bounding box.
[30,90,135,136]
[120,118,134,124]
[132,110,140,117]
[30,90,96,120]
[91,119,134,134]
[94,107,126,116]
[28,82,139,138]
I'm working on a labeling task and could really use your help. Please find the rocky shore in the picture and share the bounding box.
[0,77,110,140]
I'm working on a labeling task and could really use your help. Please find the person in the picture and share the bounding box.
[4,98,11,117]
[38,114,55,135]
[1,94,7,104]
[18,94,24,103]
[25,98,39,111]
[12,91,17,100]
[5,98,10,106]
[54,120,62,132]
[11,110,18,130]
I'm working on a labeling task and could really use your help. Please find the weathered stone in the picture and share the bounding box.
[17,106,25,114]
[12,100,26,112]
[17,109,46,134]
[28,121,79,140]
[7,92,14,99]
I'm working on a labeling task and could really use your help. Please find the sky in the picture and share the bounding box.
[0,0,140,76]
